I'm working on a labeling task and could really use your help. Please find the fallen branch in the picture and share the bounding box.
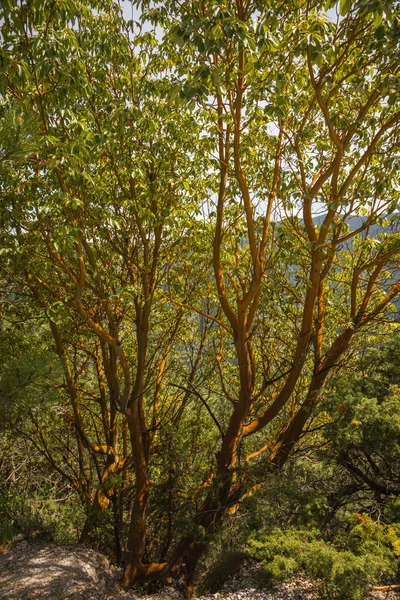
[373,585,400,593]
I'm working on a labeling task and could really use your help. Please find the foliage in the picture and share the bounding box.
[0,447,85,546]
[320,334,400,517]
[248,522,398,599]
[0,0,399,595]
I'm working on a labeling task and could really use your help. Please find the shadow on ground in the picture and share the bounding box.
[0,542,117,600]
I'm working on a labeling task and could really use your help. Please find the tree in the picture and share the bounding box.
[0,0,204,574]
[133,0,400,593]
[1,0,400,596]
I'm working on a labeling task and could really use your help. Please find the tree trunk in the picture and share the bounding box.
[79,501,106,546]
[123,396,151,586]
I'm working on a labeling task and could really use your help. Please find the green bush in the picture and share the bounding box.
[0,519,18,545]
[0,479,85,546]
[303,541,377,600]
[247,523,398,600]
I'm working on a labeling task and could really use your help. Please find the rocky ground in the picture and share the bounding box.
[0,539,397,600]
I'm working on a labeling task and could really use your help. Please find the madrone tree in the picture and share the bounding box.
[1,0,400,597]
[0,0,206,576]
[127,0,400,593]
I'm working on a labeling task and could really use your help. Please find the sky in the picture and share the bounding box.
[119,1,341,31]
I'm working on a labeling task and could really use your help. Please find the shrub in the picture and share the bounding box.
[247,523,398,600]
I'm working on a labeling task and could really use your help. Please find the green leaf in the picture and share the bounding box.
[246,36,256,52]
[340,0,351,16]
[373,11,383,28]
